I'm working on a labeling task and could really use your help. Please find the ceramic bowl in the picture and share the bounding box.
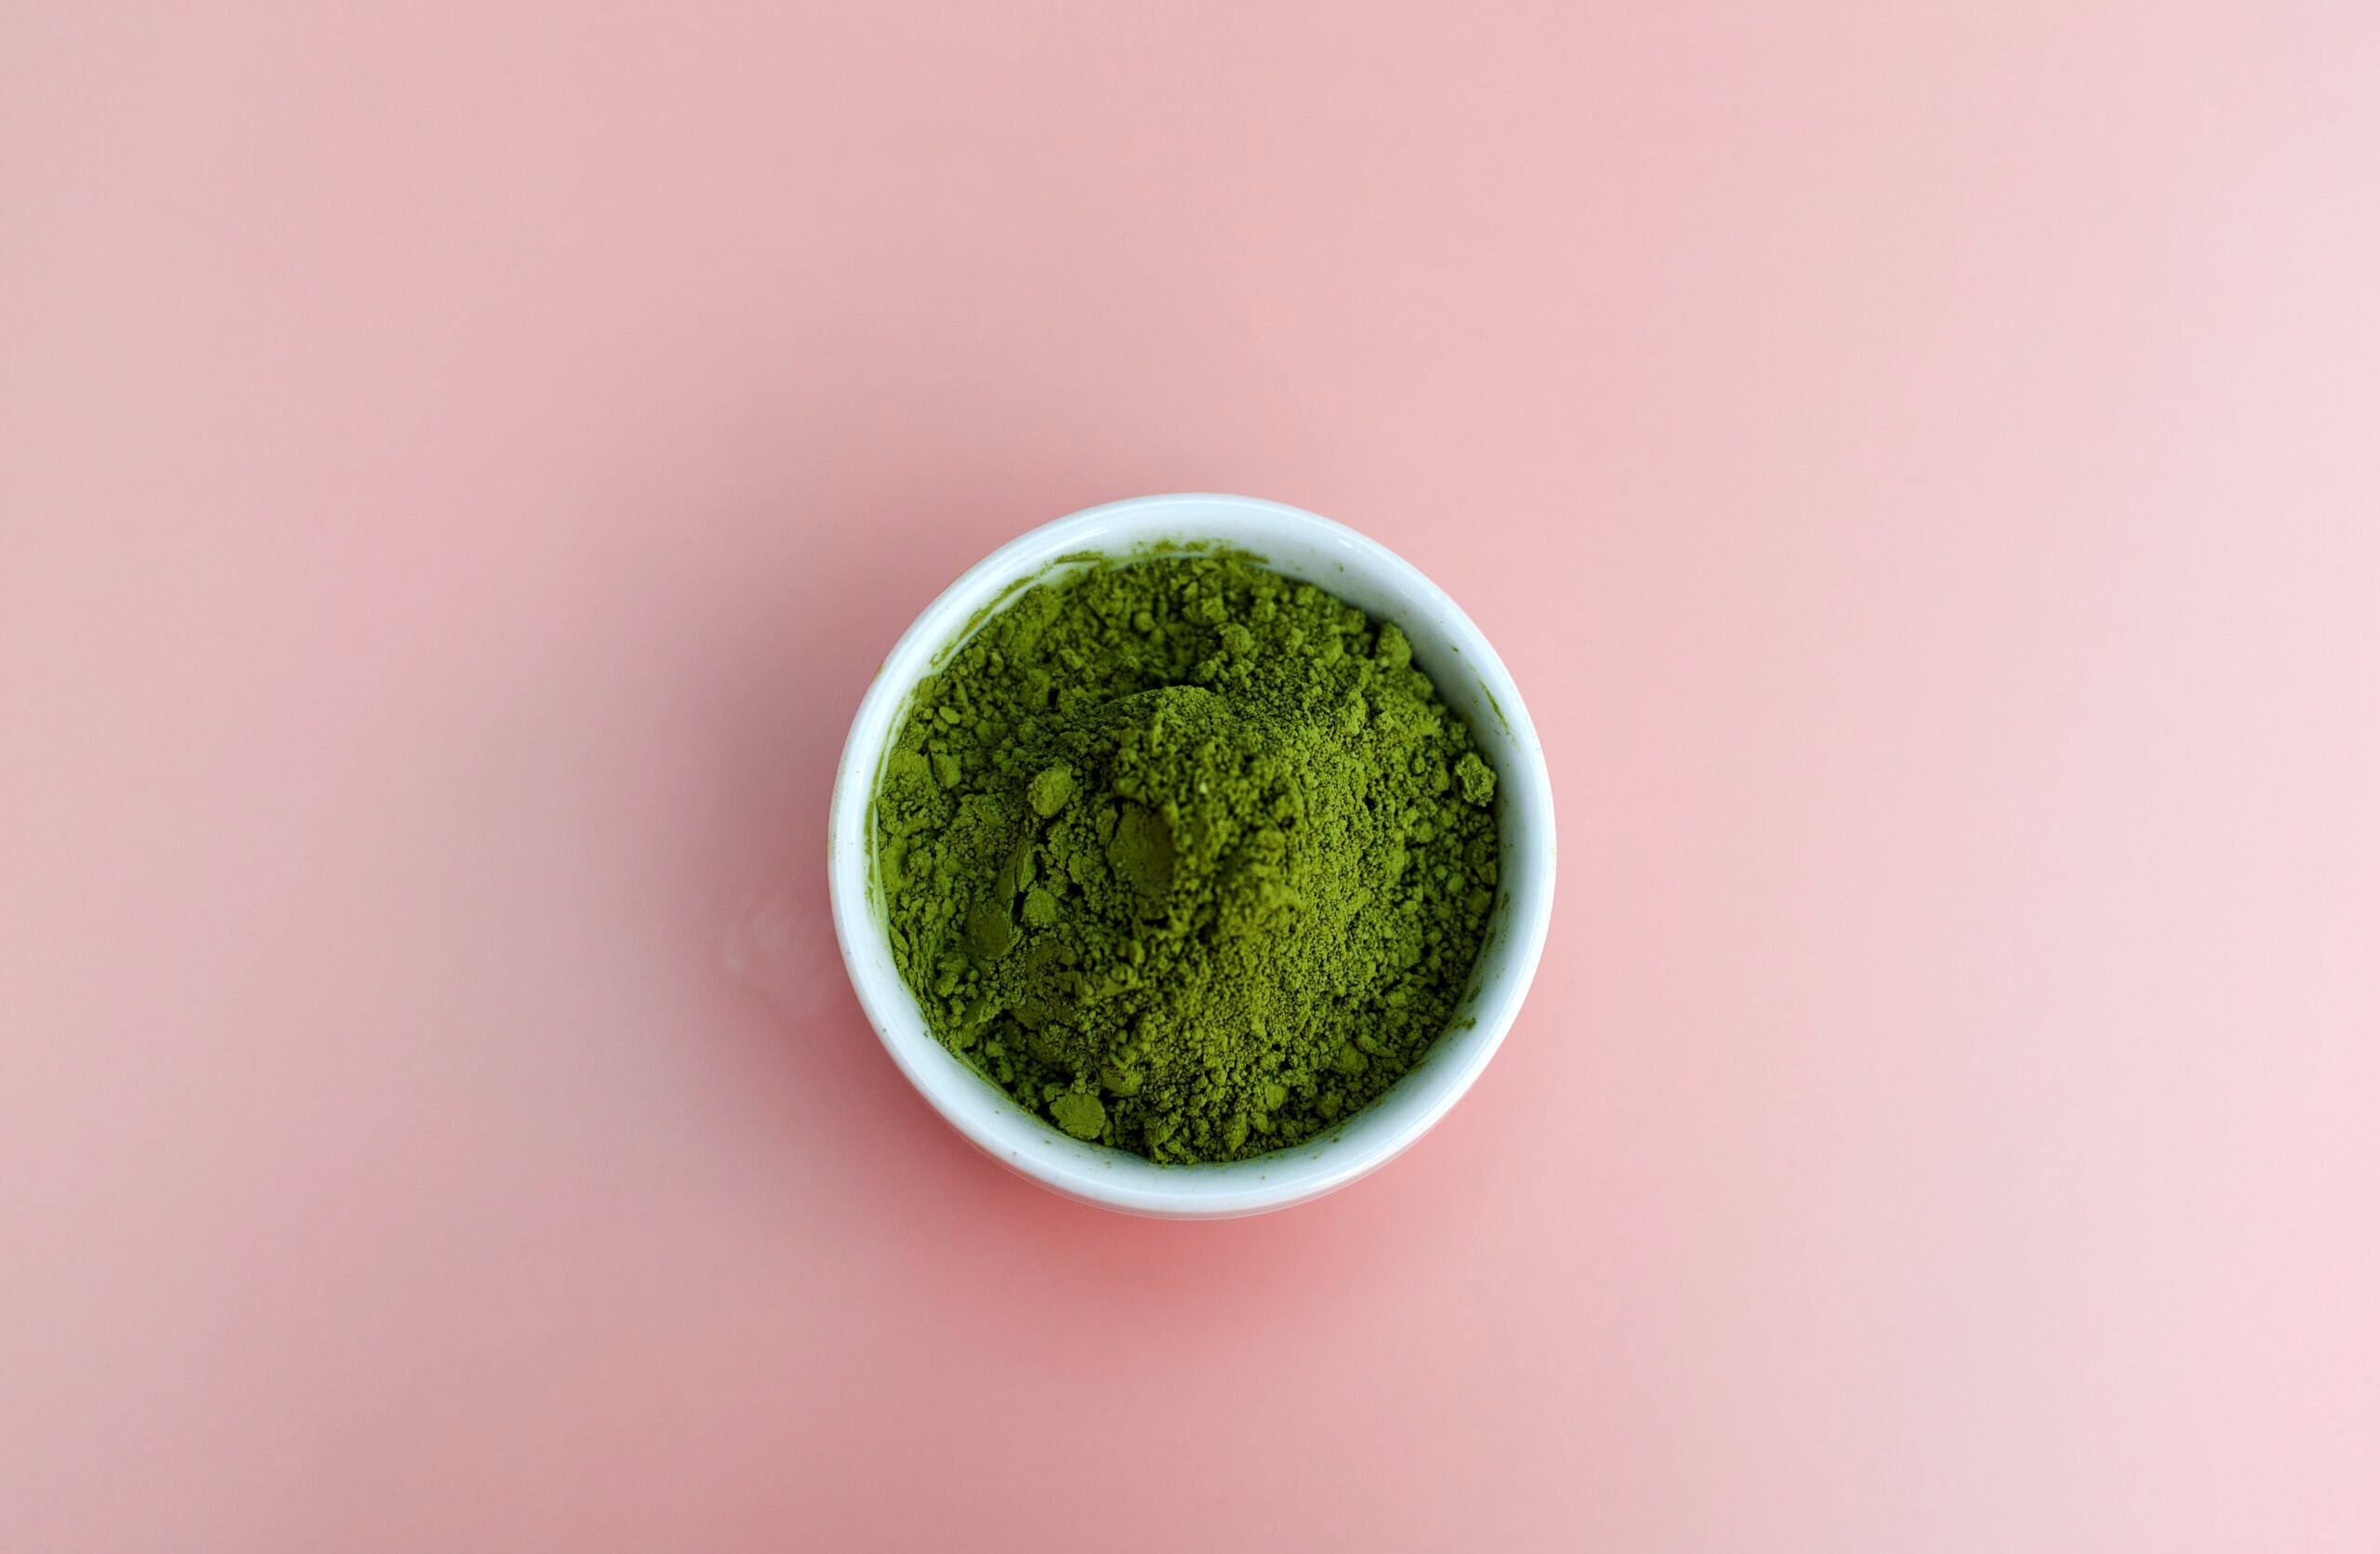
[827,494,1555,1216]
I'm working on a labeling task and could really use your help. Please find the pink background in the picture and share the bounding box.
[5,3,2377,1549]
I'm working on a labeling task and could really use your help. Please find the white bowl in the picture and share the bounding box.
[826,494,1555,1217]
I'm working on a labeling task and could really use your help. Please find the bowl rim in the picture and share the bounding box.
[826,493,1555,1216]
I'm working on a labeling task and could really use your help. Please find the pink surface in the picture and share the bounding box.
[5,3,2376,1549]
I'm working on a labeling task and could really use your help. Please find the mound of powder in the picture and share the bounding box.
[873,553,1498,1163]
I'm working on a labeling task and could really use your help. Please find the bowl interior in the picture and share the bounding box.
[827,496,1554,1216]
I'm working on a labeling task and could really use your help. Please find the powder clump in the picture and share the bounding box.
[874,555,1498,1163]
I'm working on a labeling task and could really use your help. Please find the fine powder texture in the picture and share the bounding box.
[873,554,1499,1163]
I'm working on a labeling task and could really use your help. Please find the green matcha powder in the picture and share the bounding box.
[873,554,1499,1163]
